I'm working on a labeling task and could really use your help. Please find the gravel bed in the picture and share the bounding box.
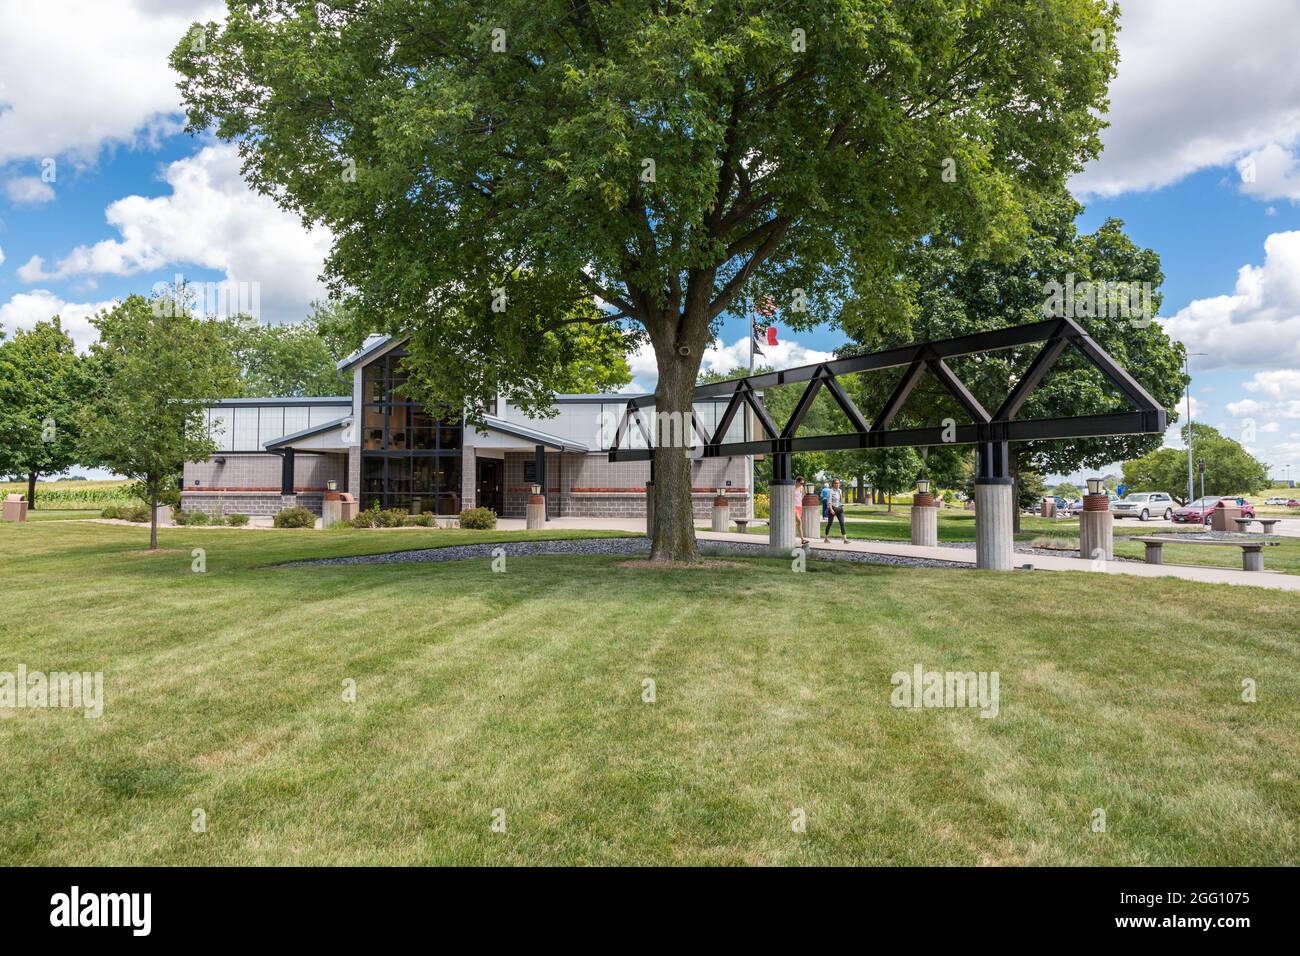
[282,535,969,570]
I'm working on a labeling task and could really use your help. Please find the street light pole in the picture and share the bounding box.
[1183,350,1208,503]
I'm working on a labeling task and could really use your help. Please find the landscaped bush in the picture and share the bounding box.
[402,513,438,527]
[753,493,770,519]
[122,505,150,523]
[273,506,317,529]
[100,505,121,520]
[176,510,210,526]
[225,513,250,527]
[458,507,497,530]
[349,504,408,528]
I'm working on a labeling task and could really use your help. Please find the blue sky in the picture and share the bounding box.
[3,0,1299,486]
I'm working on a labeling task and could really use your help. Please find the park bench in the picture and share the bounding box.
[1133,535,1279,572]
[1232,517,1283,534]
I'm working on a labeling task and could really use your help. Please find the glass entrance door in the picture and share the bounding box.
[476,459,503,514]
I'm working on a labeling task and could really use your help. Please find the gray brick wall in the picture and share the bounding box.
[184,453,345,494]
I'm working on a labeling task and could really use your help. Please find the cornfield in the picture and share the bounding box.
[0,479,136,510]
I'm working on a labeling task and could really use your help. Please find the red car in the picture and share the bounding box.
[1171,496,1256,524]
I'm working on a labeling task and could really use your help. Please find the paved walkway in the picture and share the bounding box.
[694,530,1300,592]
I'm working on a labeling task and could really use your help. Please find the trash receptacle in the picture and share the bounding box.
[340,493,358,524]
[2,493,28,522]
[1211,501,1241,532]
[1041,497,1055,518]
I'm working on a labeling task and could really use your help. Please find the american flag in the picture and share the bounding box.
[752,296,777,356]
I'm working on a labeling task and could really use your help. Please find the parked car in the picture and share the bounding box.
[1171,496,1257,524]
[1112,491,1175,520]
[1290,499,1300,509]
[1264,496,1289,506]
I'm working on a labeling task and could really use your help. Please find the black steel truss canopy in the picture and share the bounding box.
[607,317,1166,470]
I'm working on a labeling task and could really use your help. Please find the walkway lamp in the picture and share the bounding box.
[530,483,541,496]
[1086,477,1103,496]
[916,478,931,495]
[326,479,337,492]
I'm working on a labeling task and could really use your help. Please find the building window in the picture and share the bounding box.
[360,350,463,514]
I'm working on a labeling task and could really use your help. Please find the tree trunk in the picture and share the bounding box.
[27,471,37,508]
[648,335,705,562]
[887,492,892,512]
[149,482,159,551]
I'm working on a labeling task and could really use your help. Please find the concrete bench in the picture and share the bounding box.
[1133,535,1279,572]
[1233,517,1282,534]
[734,518,750,534]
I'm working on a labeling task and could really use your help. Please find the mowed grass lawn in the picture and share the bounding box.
[1,519,1296,865]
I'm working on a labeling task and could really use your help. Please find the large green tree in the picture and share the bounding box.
[1123,423,1269,504]
[174,0,1119,559]
[224,316,348,398]
[0,318,88,503]
[80,296,240,550]
[840,193,1186,527]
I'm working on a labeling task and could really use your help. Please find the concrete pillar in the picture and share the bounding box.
[645,481,654,537]
[711,492,729,532]
[1078,494,1113,561]
[1243,548,1264,572]
[974,481,1014,570]
[910,492,938,547]
[526,493,546,530]
[768,479,796,554]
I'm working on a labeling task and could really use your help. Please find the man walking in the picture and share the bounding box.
[823,478,848,543]
[820,481,830,521]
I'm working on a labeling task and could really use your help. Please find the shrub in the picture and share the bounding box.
[402,512,438,527]
[458,506,497,530]
[122,505,150,523]
[753,493,770,519]
[273,506,317,529]
[349,504,406,528]
[225,513,250,527]
[100,505,121,520]
[178,510,210,526]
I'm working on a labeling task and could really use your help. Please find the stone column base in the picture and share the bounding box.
[1078,497,1114,561]
[526,495,546,530]
[768,480,796,554]
[974,481,1013,570]
[910,496,938,547]
[711,496,729,532]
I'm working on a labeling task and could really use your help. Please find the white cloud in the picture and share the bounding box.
[624,333,836,392]
[0,289,116,351]
[18,143,332,322]
[0,0,225,165]
[1242,369,1300,399]
[0,244,5,266]
[1161,231,1300,369]
[1237,143,1300,204]
[4,176,55,205]
[1073,1,1300,198]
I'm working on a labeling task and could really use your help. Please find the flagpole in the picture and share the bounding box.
[748,295,755,521]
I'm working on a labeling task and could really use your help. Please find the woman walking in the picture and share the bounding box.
[793,476,806,542]
[822,478,848,543]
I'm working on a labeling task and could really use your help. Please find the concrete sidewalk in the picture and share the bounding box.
[695,530,1300,592]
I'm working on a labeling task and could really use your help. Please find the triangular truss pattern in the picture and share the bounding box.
[609,317,1165,466]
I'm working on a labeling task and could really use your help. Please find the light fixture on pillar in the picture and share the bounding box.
[1086,477,1103,496]
[716,487,726,496]
[916,478,931,495]
[531,483,541,496]
[326,480,337,492]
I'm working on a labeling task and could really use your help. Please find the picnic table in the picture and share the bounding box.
[1133,535,1279,572]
